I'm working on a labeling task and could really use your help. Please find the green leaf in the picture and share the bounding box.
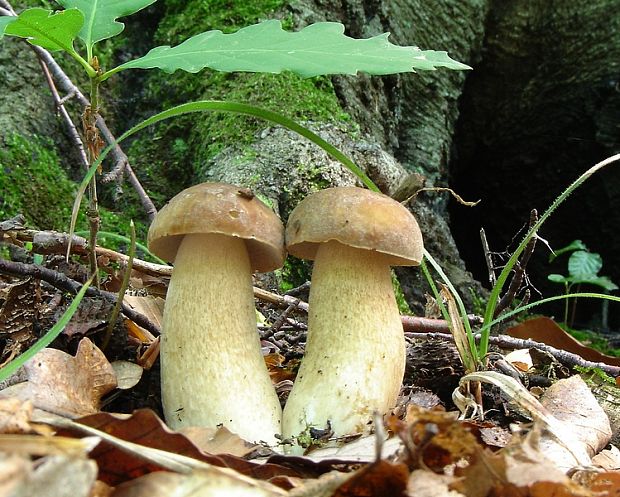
[565,275,619,292]
[57,0,157,55]
[0,15,17,40]
[548,273,569,284]
[568,250,602,279]
[107,20,471,80]
[3,7,83,52]
[548,239,587,262]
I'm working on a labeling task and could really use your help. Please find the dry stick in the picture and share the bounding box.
[0,258,160,336]
[405,331,620,377]
[37,57,90,170]
[21,40,158,222]
[494,209,538,318]
[5,226,482,334]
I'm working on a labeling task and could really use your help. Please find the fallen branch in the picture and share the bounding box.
[0,258,159,336]
[405,331,620,377]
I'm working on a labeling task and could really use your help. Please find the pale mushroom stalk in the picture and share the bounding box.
[282,240,405,444]
[148,182,285,446]
[161,232,282,444]
[281,186,423,453]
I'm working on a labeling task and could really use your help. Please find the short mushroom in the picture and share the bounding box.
[282,186,423,450]
[148,182,285,444]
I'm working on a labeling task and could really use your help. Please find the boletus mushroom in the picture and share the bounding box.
[282,186,423,451]
[148,183,285,444]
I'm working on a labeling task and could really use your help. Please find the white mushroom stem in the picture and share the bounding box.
[282,240,405,449]
[161,233,282,444]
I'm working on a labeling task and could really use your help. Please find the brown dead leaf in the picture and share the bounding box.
[539,375,612,469]
[507,316,620,367]
[61,298,113,338]
[4,454,98,497]
[0,278,37,363]
[0,338,117,417]
[332,459,409,497]
[56,409,303,487]
[592,446,620,470]
[265,353,297,383]
[180,425,259,458]
[0,398,51,435]
[123,295,164,337]
[407,469,463,497]
[110,361,143,390]
[112,469,286,497]
[393,405,479,472]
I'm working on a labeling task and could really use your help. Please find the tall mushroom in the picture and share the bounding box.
[282,186,423,451]
[148,182,285,445]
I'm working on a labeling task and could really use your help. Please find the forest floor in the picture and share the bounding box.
[1,218,620,496]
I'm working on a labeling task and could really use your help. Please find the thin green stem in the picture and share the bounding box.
[102,221,136,351]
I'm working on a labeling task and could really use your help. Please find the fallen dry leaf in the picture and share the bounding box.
[332,459,409,497]
[407,469,463,497]
[0,338,117,417]
[112,469,286,497]
[508,316,620,367]
[110,361,144,390]
[0,398,51,435]
[591,445,620,470]
[539,375,612,470]
[4,454,97,497]
[180,425,259,458]
[53,409,304,486]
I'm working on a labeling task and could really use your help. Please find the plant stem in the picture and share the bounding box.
[102,221,136,351]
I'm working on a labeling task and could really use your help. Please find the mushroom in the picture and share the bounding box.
[148,182,285,444]
[282,186,423,450]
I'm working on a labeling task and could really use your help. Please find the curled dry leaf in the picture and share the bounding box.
[111,361,144,390]
[180,425,259,458]
[54,409,303,487]
[0,338,117,417]
[538,375,612,470]
[112,469,286,497]
[2,454,98,497]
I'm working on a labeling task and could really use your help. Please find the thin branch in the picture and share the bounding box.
[36,54,90,170]
[404,331,620,377]
[0,258,160,336]
[494,209,538,318]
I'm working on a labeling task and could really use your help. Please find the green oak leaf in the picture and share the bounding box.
[110,20,471,79]
[57,0,157,52]
[3,8,83,52]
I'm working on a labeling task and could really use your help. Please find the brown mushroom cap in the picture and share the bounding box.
[148,183,285,272]
[285,187,423,266]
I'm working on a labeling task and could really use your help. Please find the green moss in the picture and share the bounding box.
[0,134,146,245]
[0,134,77,230]
[392,271,413,315]
[276,256,313,292]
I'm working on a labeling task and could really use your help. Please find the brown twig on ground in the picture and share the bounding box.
[405,331,620,377]
[0,258,160,336]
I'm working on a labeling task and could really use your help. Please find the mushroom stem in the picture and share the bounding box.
[282,240,405,448]
[161,232,282,444]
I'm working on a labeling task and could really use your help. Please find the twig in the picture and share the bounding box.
[404,331,620,377]
[480,228,496,287]
[494,209,538,318]
[0,258,160,336]
[36,53,89,170]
